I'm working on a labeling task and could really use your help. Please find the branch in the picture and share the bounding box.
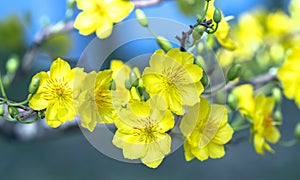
[224,72,277,91]
[21,20,74,73]
[132,0,164,7]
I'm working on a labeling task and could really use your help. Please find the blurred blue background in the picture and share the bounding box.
[0,0,299,179]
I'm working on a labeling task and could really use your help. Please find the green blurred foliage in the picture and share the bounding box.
[0,15,26,59]
[176,0,205,16]
[40,33,71,59]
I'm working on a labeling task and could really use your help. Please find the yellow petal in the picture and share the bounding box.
[254,134,265,155]
[129,100,150,117]
[29,92,49,110]
[207,142,225,159]
[213,123,234,144]
[184,64,203,82]
[74,11,99,35]
[106,0,134,22]
[191,146,209,161]
[265,126,281,143]
[96,17,113,39]
[50,58,71,80]
[183,141,195,161]
[76,0,97,10]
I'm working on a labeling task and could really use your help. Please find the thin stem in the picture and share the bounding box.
[207,23,219,34]
[279,139,298,147]
[197,0,210,23]
[147,27,157,38]
[0,73,8,101]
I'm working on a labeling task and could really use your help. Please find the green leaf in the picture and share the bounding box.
[40,33,71,58]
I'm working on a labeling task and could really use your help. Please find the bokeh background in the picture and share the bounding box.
[0,0,299,179]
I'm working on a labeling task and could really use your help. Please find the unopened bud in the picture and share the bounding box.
[227,93,238,110]
[8,106,19,118]
[200,70,209,89]
[6,55,19,73]
[213,8,222,23]
[125,79,131,90]
[294,122,300,139]
[273,110,282,122]
[110,80,116,90]
[156,36,172,52]
[192,26,205,41]
[227,64,242,82]
[135,9,148,27]
[129,71,139,87]
[272,88,282,103]
[0,106,4,116]
[28,77,40,94]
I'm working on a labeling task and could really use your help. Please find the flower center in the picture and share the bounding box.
[44,78,72,101]
[135,117,159,143]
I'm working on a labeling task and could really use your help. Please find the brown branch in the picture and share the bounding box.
[21,20,74,73]
[132,0,164,7]
[224,72,277,91]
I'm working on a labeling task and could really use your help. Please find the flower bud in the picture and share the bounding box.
[272,88,282,103]
[273,110,282,122]
[0,106,4,116]
[192,26,205,41]
[129,71,139,87]
[227,64,242,82]
[227,93,238,110]
[28,77,40,94]
[6,55,19,73]
[294,122,300,139]
[110,80,116,90]
[8,106,19,118]
[200,70,209,89]
[213,8,222,23]
[135,9,148,27]
[156,36,172,52]
[125,79,131,90]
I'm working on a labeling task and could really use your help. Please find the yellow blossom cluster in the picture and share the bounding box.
[28,47,234,168]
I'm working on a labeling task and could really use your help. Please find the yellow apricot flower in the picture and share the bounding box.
[278,47,300,108]
[142,48,204,115]
[29,58,82,128]
[74,70,117,132]
[232,84,281,155]
[253,93,280,155]
[180,98,234,161]
[74,0,134,39]
[206,0,236,50]
[112,96,174,168]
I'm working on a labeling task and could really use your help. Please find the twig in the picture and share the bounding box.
[224,73,277,91]
[21,20,74,73]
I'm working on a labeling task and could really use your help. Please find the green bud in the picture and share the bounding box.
[129,71,139,87]
[142,88,150,101]
[6,55,19,73]
[272,88,282,103]
[227,93,238,110]
[110,80,116,90]
[227,64,242,82]
[200,70,209,89]
[156,36,172,52]
[28,77,40,94]
[294,122,300,139]
[8,106,19,118]
[273,110,282,122]
[0,106,4,116]
[135,9,148,27]
[125,79,131,90]
[213,8,222,23]
[192,26,205,41]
